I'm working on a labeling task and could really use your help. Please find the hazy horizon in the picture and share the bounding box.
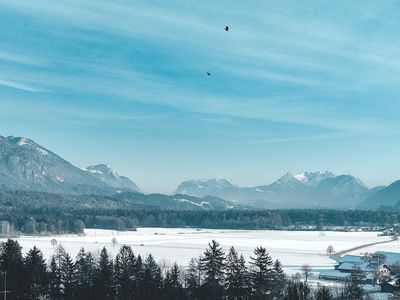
[2,1,400,193]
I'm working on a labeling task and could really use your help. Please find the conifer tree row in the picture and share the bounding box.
[0,238,362,299]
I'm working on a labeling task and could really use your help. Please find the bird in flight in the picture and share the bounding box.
[225,26,229,32]
[206,72,211,76]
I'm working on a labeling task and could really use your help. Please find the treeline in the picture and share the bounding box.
[2,207,400,235]
[2,189,400,235]
[0,239,365,300]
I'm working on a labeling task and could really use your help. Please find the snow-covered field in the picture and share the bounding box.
[2,228,399,275]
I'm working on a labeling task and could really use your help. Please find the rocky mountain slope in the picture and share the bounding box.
[359,180,400,210]
[0,135,141,195]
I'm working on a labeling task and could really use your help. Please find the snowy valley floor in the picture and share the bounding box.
[2,228,399,277]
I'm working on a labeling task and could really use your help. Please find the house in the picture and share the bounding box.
[319,269,350,281]
[319,252,400,284]
[377,265,392,277]
[335,261,374,273]
[375,252,400,266]
[337,255,365,264]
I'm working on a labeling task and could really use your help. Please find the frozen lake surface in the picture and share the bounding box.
[2,228,399,275]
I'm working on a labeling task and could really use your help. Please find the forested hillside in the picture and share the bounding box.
[1,188,399,235]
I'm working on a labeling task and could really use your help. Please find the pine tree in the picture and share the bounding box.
[163,263,184,300]
[249,246,274,299]
[0,239,27,299]
[93,247,114,300]
[285,279,299,300]
[200,240,225,300]
[75,248,95,299]
[142,254,163,299]
[225,247,249,299]
[134,254,145,296]
[51,245,66,297]
[49,256,62,300]
[298,281,311,300]
[284,279,310,300]
[343,268,365,300]
[272,259,285,299]
[186,257,201,299]
[315,284,333,300]
[25,246,48,299]
[61,252,75,300]
[114,245,136,300]
[49,245,75,300]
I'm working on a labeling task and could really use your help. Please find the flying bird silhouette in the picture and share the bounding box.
[225,26,229,31]
[206,72,211,76]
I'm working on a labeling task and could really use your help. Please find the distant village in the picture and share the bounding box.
[318,225,400,298]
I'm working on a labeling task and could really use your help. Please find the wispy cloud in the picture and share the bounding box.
[0,49,43,66]
[0,79,42,92]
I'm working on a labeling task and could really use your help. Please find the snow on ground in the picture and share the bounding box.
[0,228,395,275]
[348,239,400,256]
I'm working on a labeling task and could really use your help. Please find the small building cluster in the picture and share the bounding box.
[319,251,400,293]
[378,225,400,236]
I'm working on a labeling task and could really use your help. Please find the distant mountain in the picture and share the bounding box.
[174,171,372,209]
[294,171,335,186]
[86,164,141,193]
[175,178,240,197]
[0,135,141,195]
[312,175,369,208]
[359,180,400,210]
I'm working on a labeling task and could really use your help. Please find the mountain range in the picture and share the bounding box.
[359,180,400,210]
[0,135,141,195]
[175,172,385,209]
[1,134,399,210]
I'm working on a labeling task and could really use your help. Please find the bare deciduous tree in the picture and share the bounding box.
[301,264,312,282]
[326,245,334,255]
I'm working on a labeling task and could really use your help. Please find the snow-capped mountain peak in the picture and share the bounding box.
[293,171,335,186]
[175,171,368,209]
[85,164,141,192]
[86,164,118,177]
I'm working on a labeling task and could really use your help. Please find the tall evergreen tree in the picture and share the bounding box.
[134,254,145,298]
[75,248,95,300]
[284,279,310,300]
[200,240,225,300]
[61,252,75,300]
[93,247,114,300]
[25,246,48,299]
[164,263,184,300]
[272,259,285,299]
[49,245,75,300]
[114,245,136,300]
[0,239,27,299]
[225,247,249,299]
[249,246,274,299]
[343,267,365,300]
[186,257,202,299]
[315,284,333,300]
[142,254,163,299]
[49,256,62,300]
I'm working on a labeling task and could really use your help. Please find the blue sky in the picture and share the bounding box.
[1,0,400,193]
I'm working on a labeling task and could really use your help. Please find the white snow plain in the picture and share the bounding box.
[2,228,399,275]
